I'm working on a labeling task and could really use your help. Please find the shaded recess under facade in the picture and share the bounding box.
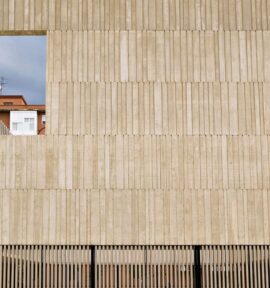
[0,245,269,288]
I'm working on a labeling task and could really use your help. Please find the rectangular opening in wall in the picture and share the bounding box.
[0,35,46,135]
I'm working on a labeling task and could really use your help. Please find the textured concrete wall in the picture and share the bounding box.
[0,0,270,245]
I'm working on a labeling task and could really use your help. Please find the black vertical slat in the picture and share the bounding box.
[116,264,120,288]
[91,246,96,288]
[194,246,201,288]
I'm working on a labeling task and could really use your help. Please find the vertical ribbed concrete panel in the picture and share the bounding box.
[0,0,270,245]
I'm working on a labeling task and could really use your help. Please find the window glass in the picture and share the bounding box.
[12,122,23,131]
[29,118,34,130]
[24,117,35,130]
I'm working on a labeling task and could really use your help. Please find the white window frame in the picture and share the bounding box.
[10,111,38,135]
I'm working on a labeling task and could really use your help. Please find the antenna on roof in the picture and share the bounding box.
[0,77,8,95]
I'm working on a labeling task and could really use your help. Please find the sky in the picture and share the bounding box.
[0,36,46,104]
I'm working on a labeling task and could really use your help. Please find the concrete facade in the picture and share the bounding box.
[0,0,270,246]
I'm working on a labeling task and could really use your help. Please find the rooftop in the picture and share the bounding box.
[0,95,45,111]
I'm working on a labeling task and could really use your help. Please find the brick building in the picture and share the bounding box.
[0,95,45,135]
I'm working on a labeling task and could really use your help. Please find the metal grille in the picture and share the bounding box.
[201,245,270,287]
[0,245,93,288]
[95,246,194,287]
[0,245,269,287]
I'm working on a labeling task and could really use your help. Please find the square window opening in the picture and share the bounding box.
[0,34,46,136]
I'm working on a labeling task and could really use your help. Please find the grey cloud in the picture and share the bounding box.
[0,36,46,104]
